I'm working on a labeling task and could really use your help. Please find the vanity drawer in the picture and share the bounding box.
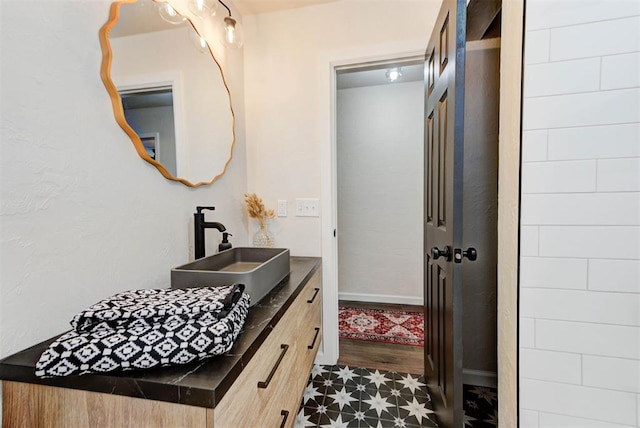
[267,271,323,428]
[214,269,322,428]
[298,270,322,362]
[214,308,296,427]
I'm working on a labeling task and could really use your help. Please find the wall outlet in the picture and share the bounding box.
[277,199,287,217]
[295,198,319,217]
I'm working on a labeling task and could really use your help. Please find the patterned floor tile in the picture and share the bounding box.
[299,364,499,427]
[297,364,438,428]
[462,384,499,427]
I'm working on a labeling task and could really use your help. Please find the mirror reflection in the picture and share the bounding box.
[102,0,235,186]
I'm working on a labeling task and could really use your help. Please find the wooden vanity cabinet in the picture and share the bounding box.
[214,269,322,428]
[2,268,322,428]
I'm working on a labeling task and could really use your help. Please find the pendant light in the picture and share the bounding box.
[218,0,243,48]
[189,27,210,54]
[188,0,218,18]
[157,2,186,25]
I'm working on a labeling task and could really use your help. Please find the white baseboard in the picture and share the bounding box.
[338,292,423,306]
[463,369,497,388]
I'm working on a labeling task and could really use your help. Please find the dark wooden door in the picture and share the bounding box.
[423,0,466,426]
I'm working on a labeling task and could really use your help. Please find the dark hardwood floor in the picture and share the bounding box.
[337,300,424,375]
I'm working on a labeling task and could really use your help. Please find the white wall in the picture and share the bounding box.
[0,0,248,363]
[519,1,640,426]
[337,81,423,303]
[243,0,440,256]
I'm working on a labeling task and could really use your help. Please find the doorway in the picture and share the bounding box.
[335,58,425,307]
[333,57,426,376]
[120,86,177,174]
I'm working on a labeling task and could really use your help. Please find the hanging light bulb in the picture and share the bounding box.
[157,3,186,25]
[188,0,217,18]
[385,67,403,82]
[189,27,210,54]
[222,15,243,48]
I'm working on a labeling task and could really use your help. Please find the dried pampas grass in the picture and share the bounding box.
[244,193,275,230]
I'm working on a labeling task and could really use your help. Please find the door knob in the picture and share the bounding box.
[454,247,477,263]
[431,246,451,261]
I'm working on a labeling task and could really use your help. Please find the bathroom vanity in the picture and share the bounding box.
[0,257,322,427]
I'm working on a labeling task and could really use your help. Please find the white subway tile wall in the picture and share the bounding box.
[520,1,640,426]
[521,160,597,194]
[538,412,637,428]
[589,260,640,293]
[548,123,640,160]
[535,320,638,359]
[522,130,548,162]
[520,409,541,428]
[520,257,588,289]
[601,52,640,90]
[520,348,582,384]
[521,193,640,226]
[538,226,640,259]
[520,226,540,257]
[549,16,640,61]
[524,30,550,65]
[523,89,640,130]
[582,356,640,394]
[524,58,601,97]
[597,158,640,192]
[521,379,637,426]
[525,0,640,31]
[520,317,536,348]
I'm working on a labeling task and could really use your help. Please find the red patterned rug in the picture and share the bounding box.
[338,306,424,347]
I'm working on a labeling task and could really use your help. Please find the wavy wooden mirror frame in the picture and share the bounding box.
[99,0,236,187]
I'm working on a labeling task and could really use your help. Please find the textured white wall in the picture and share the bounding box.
[519,1,640,426]
[243,0,440,256]
[336,81,423,303]
[0,0,248,363]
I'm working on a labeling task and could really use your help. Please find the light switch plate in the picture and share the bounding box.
[277,200,287,217]
[295,198,319,217]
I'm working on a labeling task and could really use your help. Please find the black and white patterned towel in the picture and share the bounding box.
[71,284,244,333]
[35,286,250,378]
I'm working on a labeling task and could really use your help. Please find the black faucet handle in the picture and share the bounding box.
[196,206,216,214]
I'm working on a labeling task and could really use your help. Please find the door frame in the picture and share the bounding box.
[334,54,427,309]
[496,0,524,425]
[115,71,186,178]
[318,2,523,424]
[318,47,426,367]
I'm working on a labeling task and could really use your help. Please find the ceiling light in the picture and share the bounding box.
[218,0,243,48]
[385,67,403,82]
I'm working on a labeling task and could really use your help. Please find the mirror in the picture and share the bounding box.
[100,0,235,187]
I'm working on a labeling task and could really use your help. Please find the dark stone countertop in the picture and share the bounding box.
[0,257,321,409]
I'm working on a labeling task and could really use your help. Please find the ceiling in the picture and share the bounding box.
[111,1,177,38]
[110,0,342,37]
[232,0,341,15]
[110,0,424,90]
[337,62,424,90]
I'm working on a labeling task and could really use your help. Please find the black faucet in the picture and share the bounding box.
[194,206,226,260]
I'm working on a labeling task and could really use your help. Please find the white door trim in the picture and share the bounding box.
[497,1,524,424]
[115,70,186,178]
[318,48,425,366]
